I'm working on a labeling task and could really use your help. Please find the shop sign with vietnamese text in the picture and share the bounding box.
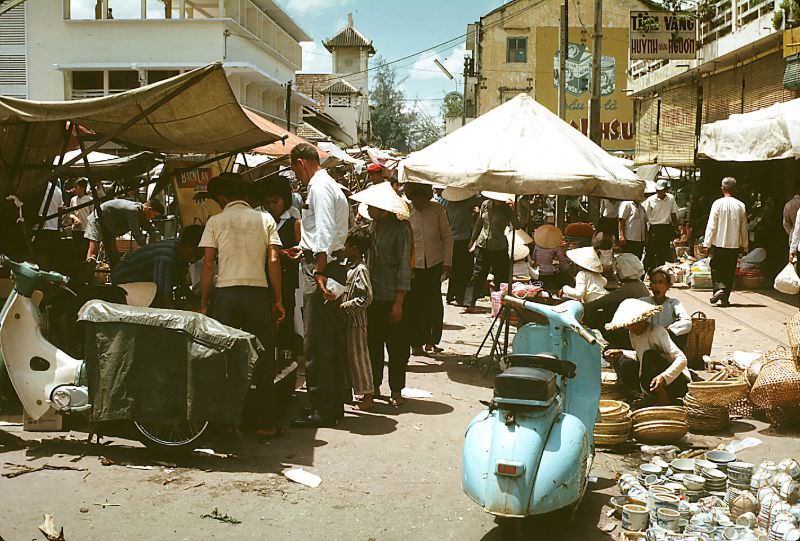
[629,11,697,60]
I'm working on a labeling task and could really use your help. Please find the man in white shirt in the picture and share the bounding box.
[34,181,65,268]
[598,198,620,243]
[68,178,93,261]
[291,143,350,428]
[199,173,285,437]
[642,179,679,272]
[618,198,648,258]
[704,177,748,306]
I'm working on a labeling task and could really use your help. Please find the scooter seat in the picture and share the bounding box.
[494,366,557,403]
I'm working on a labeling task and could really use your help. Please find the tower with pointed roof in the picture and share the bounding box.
[323,12,374,139]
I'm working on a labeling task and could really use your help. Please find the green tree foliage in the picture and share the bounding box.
[441,92,464,121]
[370,57,443,152]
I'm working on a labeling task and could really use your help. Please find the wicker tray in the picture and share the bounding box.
[686,381,749,407]
[630,406,687,425]
[787,314,800,368]
[632,420,688,445]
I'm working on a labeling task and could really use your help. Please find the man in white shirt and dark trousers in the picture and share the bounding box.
[290,144,351,428]
[199,173,285,437]
[598,199,620,243]
[642,179,679,272]
[618,197,648,259]
[704,177,748,307]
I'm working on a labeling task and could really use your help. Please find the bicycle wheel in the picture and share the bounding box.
[133,419,209,450]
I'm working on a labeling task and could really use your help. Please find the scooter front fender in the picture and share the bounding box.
[462,404,560,517]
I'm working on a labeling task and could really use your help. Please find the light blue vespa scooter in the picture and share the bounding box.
[462,296,601,537]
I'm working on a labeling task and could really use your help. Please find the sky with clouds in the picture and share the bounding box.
[275,0,506,120]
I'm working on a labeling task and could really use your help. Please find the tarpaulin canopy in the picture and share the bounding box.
[697,98,800,162]
[58,151,160,180]
[245,108,329,161]
[402,94,642,200]
[0,63,284,199]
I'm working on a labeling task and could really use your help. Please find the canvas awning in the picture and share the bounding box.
[401,94,642,200]
[59,151,160,180]
[244,108,329,161]
[0,63,284,199]
[697,98,800,161]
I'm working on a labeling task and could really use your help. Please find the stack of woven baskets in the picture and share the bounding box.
[684,375,749,433]
[630,406,688,444]
[600,370,625,401]
[750,339,800,427]
[593,399,631,447]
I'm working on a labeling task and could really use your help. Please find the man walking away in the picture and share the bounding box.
[199,174,285,437]
[598,198,620,243]
[704,177,748,307]
[290,143,350,428]
[783,184,800,237]
[618,197,648,259]
[441,187,477,306]
[642,180,678,271]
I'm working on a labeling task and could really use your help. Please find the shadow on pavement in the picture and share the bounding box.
[443,323,466,331]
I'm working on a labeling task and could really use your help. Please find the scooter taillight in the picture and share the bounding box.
[496,461,525,477]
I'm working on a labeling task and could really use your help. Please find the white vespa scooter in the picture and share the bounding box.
[0,256,208,448]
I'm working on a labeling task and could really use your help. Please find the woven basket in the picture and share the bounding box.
[750,359,800,410]
[787,314,800,368]
[685,312,715,368]
[593,419,632,436]
[593,433,629,447]
[762,406,800,428]
[729,396,755,419]
[685,393,730,433]
[631,420,688,444]
[686,381,749,407]
[630,406,687,425]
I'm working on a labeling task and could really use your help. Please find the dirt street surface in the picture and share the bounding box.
[1,287,799,540]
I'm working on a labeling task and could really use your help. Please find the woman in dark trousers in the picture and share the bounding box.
[261,178,302,353]
[463,191,518,314]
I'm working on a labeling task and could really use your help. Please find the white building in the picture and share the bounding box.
[296,13,374,145]
[0,0,315,130]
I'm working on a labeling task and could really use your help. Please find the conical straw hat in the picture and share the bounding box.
[506,228,533,261]
[615,253,644,280]
[481,191,514,203]
[350,181,410,220]
[605,298,662,331]
[357,201,372,221]
[533,224,563,249]
[566,246,603,273]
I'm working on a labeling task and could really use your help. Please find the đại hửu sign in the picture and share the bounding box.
[629,11,697,60]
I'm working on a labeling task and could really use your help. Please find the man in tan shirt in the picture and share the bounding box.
[200,173,284,437]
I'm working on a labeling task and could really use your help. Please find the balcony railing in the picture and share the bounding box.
[230,0,302,70]
[71,88,135,100]
[699,0,775,45]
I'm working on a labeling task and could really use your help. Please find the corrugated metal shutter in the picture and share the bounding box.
[657,83,697,166]
[743,52,795,112]
[702,67,741,123]
[0,3,27,98]
[634,97,659,165]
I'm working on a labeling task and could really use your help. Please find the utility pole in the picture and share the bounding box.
[285,81,292,132]
[589,0,603,145]
[556,0,568,228]
[588,0,603,223]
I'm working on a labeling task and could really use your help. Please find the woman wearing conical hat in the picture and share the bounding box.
[605,298,690,407]
[559,246,608,304]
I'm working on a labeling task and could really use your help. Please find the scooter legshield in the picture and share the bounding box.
[528,412,590,515]
[462,404,560,517]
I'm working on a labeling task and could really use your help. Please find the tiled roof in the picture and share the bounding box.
[297,123,328,143]
[320,79,359,95]
[323,26,376,54]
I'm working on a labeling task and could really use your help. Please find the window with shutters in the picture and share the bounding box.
[71,71,104,99]
[506,37,527,63]
[0,3,27,98]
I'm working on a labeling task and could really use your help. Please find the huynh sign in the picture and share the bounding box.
[629,11,697,60]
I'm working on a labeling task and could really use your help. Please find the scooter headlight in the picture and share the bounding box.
[51,388,72,410]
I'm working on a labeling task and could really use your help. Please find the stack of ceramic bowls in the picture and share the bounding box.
[702,467,728,496]
[706,450,736,473]
[639,463,664,486]
[728,462,755,501]
[695,459,718,476]
[760,490,783,530]
[670,458,695,477]
[780,459,800,480]
[683,474,706,502]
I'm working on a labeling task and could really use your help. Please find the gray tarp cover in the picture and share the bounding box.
[78,301,259,424]
[0,63,282,199]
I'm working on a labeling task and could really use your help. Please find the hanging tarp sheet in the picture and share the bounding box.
[78,301,258,424]
[657,83,697,167]
[0,63,283,199]
[60,151,160,180]
[402,94,642,200]
[244,108,330,160]
[697,97,800,161]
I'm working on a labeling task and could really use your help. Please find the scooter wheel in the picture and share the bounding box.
[497,517,526,541]
[134,419,209,450]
